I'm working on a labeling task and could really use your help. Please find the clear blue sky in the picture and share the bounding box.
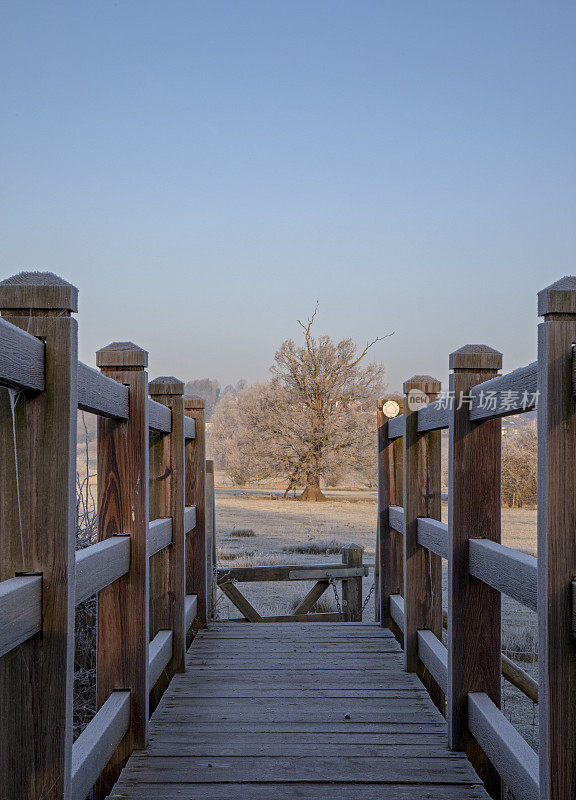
[1,1,575,391]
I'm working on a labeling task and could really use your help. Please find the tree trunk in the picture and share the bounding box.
[298,472,328,502]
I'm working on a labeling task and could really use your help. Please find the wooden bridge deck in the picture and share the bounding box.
[110,623,490,800]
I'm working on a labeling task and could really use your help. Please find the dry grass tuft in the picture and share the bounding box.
[283,538,344,555]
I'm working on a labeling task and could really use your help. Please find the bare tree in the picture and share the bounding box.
[501,425,537,507]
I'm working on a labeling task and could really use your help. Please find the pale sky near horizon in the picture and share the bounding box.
[1,2,575,392]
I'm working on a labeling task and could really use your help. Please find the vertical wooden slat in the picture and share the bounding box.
[447,344,502,799]
[0,272,78,800]
[184,396,206,635]
[148,377,185,711]
[205,459,217,621]
[402,375,443,712]
[341,544,363,621]
[96,342,149,798]
[537,277,576,800]
[378,399,404,639]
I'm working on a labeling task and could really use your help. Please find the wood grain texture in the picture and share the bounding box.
[468,538,537,611]
[75,535,131,605]
[71,691,131,800]
[402,377,443,712]
[468,693,539,800]
[537,279,576,800]
[148,377,186,711]
[417,518,449,559]
[342,544,364,621]
[148,630,173,689]
[0,574,42,657]
[110,624,490,800]
[148,398,172,433]
[96,344,149,798]
[184,397,206,632]
[216,563,367,582]
[0,315,45,391]
[148,517,173,557]
[417,630,448,693]
[77,361,129,419]
[184,505,196,533]
[378,400,404,635]
[447,345,502,799]
[469,361,537,421]
[417,401,449,433]
[0,281,77,800]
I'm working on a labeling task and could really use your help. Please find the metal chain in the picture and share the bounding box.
[361,581,376,615]
[329,577,342,614]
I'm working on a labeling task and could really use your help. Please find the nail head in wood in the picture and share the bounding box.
[96,342,148,369]
[149,376,184,396]
[184,395,205,410]
[449,344,502,372]
[0,271,78,313]
[538,276,576,317]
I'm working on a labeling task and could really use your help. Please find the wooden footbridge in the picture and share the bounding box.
[1,272,576,800]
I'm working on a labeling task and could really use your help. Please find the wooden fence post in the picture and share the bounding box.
[184,396,206,634]
[149,377,186,708]
[402,376,443,711]
[342,544,363,621]
[0,272,78,800]
[537,277,576,800]
[378,398,404,638]
[447,344,502,799]
[96,342,149,798]
[205,459,217,621]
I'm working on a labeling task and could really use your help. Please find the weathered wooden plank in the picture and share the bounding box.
[148,397,171,433]
[417,517,448,559]
[468,692,539,800]
[184,396,206,631]
[96,341,149,797]
[447,344,503,798]
[0,272,78,800]
[390,594,405,629]
[149,630,173,688]
[228,612,345,623]
[112,754,480,783]
[75,535,131,605]
[417,630,448,694]
[183,415,195,440]
[110,785,488,800]
[468,538,537,611]
[502,653,538,704]
[417,400,449,433]
[185,594,197,630]
[71,691,131,800]
[205,460,216,618]
[537,277,576,800]
[218,581,263,621]
[217,564,367,583]
[0,575,42,657]
[388,505,405,534]
[148,517,172,558]
[292,580,329,615]
[184,504,196,533]
[0,315,45,391]
[77,361,129,419]
[469,360,537,421]
[387,414,404,439]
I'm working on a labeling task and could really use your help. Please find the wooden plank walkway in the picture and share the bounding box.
[110,623,490,800]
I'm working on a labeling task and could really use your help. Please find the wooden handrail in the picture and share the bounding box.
[0,315,45,391]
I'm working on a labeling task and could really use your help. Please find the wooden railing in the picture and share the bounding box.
[216,543,367,622]
[376,276,576,800]
[0,272,208,800]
